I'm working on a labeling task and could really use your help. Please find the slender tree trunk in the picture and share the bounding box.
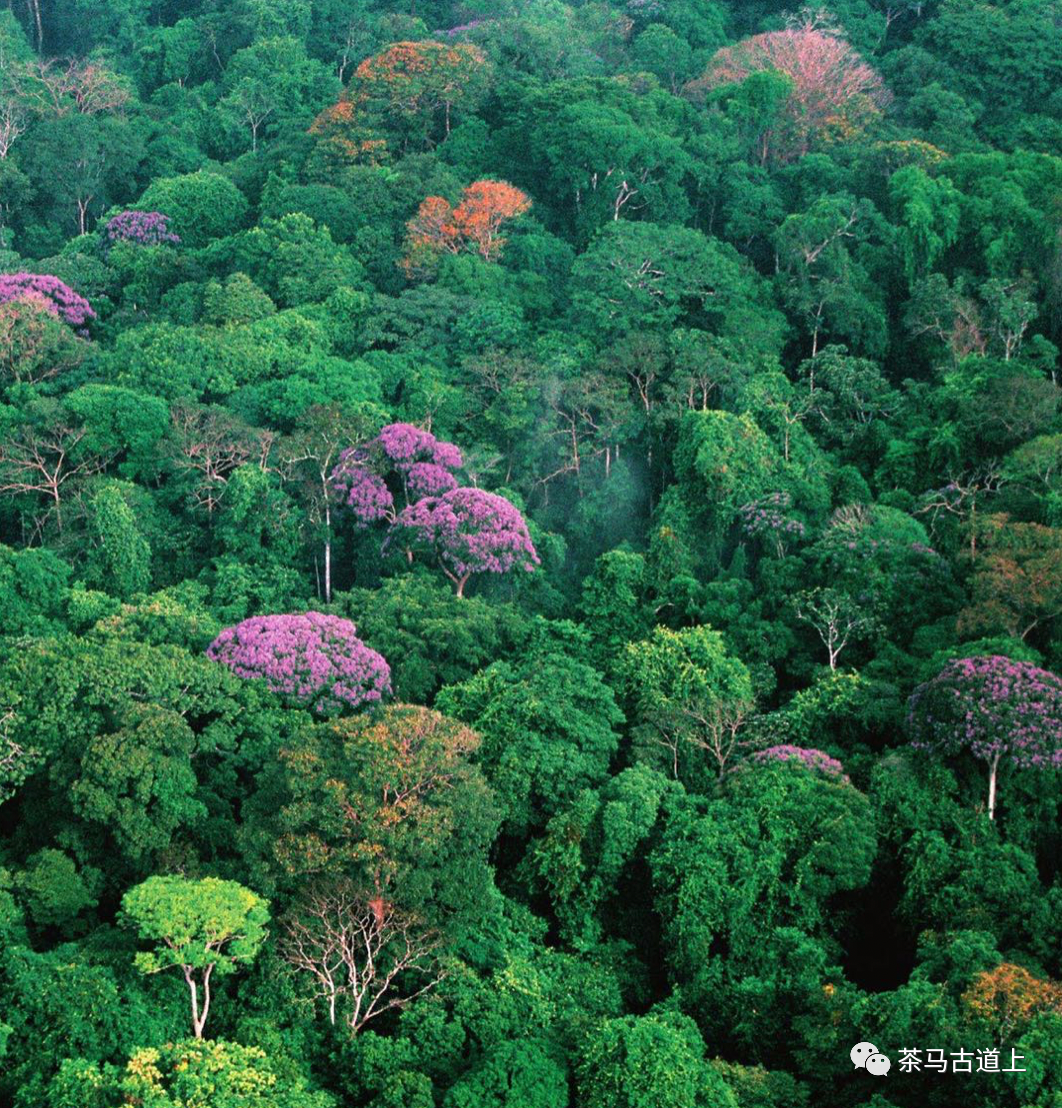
[184,968,204,1038]
[455,573,469,598]
[27,0,43,51]
[200,963,212,1035]
[324,502,332,604]
[988,752,1000,821]
[183,964,213,1038]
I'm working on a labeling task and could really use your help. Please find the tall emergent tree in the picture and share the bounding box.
[122,875,270,1038]
[908,656,1062,820]
[388,487,539,597]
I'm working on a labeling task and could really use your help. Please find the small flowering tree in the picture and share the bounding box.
[206,612,390,713]
[330,422,462,527]
[104,209,181,246]
[0,273,95,330]
[750,744,848,780]
[739,491,806,558]
[387,486,539,597]
[907,655,1062,820]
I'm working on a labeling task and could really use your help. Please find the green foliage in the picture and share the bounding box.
[437,652,623,835]
[83,483,152,599]
[137,172,249,248]
[443,1038,568,1108]
[578,1009,737,1108]
[52,1038,334,1108]
[0,544,70,635]
[620,625,754,782]
[123,875,269,976]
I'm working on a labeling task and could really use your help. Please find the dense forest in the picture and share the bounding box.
[0,0,1061,1105]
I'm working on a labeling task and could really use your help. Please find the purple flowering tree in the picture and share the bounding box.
[739,491,806,558]
[0,273,95,331]
[330,422,462,527]
[206,612,391,714]
[751,744,848,780]
[907,655,1062,820]
[105,210,181,246]
[387,486,539,597]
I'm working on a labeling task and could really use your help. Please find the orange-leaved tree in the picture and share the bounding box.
[352,41,490,148]
[962,963,1062,1044]
[402,180,531,276]
[308,94,388,167]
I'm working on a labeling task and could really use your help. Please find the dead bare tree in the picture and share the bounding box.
[281,885,444,1035]
[793,587,876,670]
[0,98,27,158]
[9,59,130,117]
[916,464,1006,558]
[0,421,111,535]
[167,405,273,514]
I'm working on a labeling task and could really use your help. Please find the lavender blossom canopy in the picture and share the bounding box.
[390,486,539,585]
[330,422,463,526]
[0,272,96,329]
[105,209,181,246]
[206,611,390,714]
[752,744,847,779]
[907,655,1062,770]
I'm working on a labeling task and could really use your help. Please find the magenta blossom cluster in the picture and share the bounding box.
[388,486,539,596]
[0,273,95,330]
[105,210,180,246]
[908,655,1062,769]
[206,611,390,714]
[751,744,848,779]
[330,422,462,525]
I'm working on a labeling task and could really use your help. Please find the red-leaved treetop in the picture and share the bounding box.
[402,180,531,276]
[387,486,540,597]
[907,655,1062,820]
[686,11,890,162]
[206,612,391,714]
[330,422,463,526]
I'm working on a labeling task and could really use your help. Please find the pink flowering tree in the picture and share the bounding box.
[206,612,390,714]
[105,210,180,246]
[907,655,1062,820]
[0,273,95,332]
[686,13,890,163]
[751,744,848,780]
[330,422,462,527]
[387,486,539,597]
